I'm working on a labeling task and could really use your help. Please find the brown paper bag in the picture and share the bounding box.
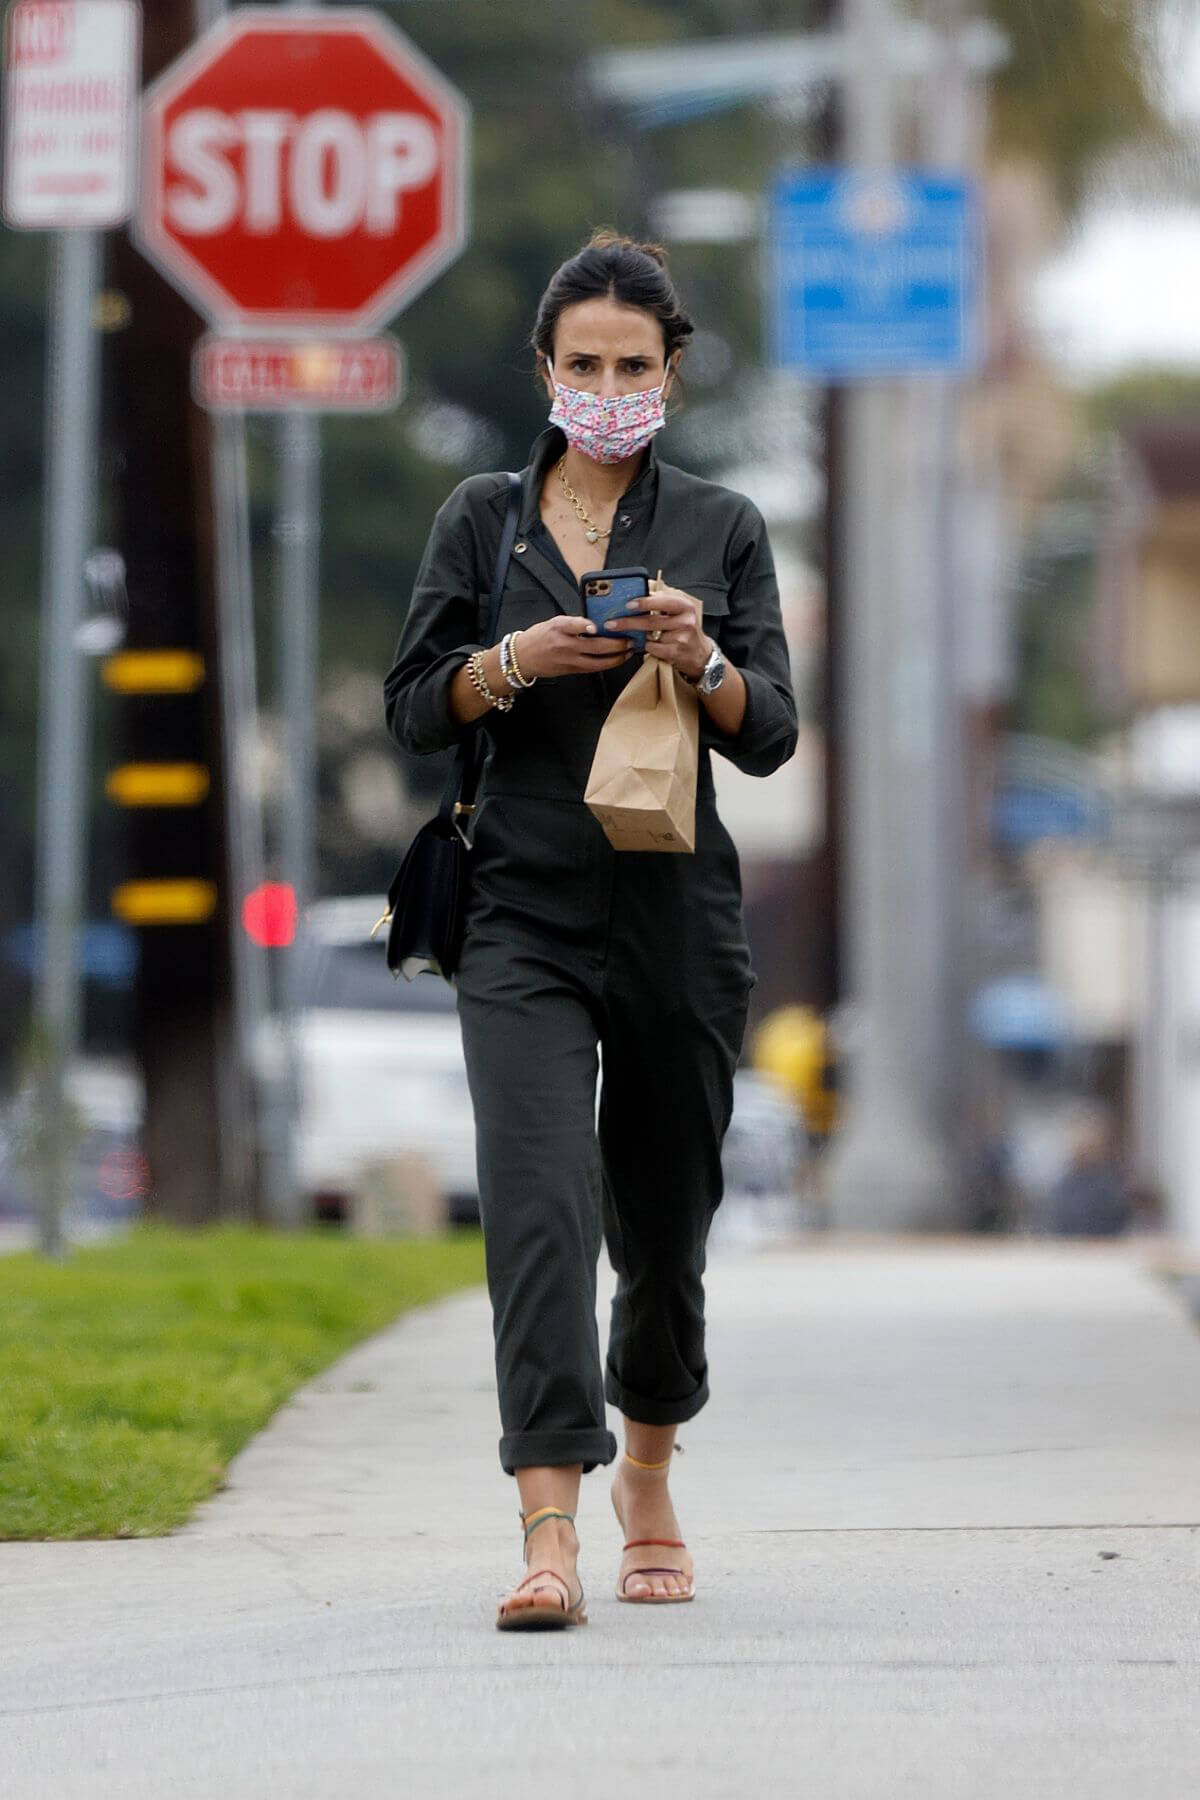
[585,649,700,853]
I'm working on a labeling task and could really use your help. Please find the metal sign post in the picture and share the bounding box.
[195,330,405,1222]
[5,0,140,1258]
[29,227,101,1259]
[186,0,271,1224]
[271,412,320,1227]
[208,404,271,1222]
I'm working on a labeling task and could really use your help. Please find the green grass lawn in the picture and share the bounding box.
[0,1219,485,1541]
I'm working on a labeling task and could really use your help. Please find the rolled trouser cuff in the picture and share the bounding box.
[603,1366,710,1427]
[499,1425,618,1476]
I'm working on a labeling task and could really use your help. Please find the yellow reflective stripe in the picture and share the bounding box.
[101,650,206,693]
[105,764,210,807]
[111,880,217,925]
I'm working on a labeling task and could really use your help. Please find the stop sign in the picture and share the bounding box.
[134,8,469,333]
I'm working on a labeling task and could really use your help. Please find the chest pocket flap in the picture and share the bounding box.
[495,566,562,634]
[679,580,731,637]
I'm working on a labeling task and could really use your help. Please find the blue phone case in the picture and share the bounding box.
[580,568,649,652]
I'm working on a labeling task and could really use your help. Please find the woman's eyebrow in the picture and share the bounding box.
[561,351,652,365]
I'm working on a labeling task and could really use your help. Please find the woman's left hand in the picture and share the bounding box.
[607,584,710,681]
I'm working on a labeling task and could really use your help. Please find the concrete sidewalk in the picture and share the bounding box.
[3,1238,1199,1799]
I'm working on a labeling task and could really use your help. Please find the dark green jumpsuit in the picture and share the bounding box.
[385,426,797,1475]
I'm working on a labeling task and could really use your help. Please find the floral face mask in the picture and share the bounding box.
[547,362,671,466]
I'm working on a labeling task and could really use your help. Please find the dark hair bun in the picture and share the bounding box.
[587,228,670,270]
[531,231,694,363]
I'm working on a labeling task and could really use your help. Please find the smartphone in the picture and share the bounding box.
[580,567,649,653]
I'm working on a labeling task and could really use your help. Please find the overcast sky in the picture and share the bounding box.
[1033,1,1200,379]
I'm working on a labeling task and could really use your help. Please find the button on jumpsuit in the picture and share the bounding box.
[384,427,798,1476]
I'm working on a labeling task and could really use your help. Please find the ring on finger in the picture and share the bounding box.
[651,628,663,643]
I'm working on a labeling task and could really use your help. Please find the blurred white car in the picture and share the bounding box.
[286,896,479,1220]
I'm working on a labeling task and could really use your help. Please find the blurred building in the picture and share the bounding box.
[1097,423,1200,711]
[1088,422,1200,1243]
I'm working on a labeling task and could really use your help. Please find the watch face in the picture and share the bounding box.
[700,647,725,694]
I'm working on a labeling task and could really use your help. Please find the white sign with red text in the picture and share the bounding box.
[3,0,140,228]
[193,335,405,413]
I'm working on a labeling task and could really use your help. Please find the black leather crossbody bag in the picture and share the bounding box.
[374,472,522,982]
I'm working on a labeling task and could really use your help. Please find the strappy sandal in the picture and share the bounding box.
[613,1451,695,1605]
[496,1505,588,1632]
[617,1538,695,1604]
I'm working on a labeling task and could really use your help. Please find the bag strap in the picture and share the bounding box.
[480,470,523,645]
[438,471,522,829]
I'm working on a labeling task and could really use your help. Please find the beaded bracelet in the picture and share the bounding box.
[508,631,537,689]
[499,631,537,693]
[467,650,514,713]
[497,634,522,695]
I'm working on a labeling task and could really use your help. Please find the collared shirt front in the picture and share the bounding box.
[509,426,660,623]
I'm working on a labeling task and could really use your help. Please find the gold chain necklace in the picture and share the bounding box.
[556,455,612,545]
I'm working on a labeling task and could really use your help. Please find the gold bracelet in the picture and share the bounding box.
[507,631,537,689]
[467,650,513,713]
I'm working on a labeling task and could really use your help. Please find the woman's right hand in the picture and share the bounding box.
[513,617,633,680]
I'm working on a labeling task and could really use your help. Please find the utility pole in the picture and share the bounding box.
[804,0,844,1017]
[921,0,976,1155]
[106,0,261,1224]
[823,0,958,1229]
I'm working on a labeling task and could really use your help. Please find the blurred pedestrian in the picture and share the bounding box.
[385,232,797,1629]
[1043,1112,1131,1238]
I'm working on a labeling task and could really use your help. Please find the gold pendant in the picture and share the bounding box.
[586,528,599,543]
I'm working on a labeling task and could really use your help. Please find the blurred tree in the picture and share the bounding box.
[1012,503,1105,746]
[1087,366,1200,435]
[984,0,1168,207]
[981,2,1172,756]
[1012,365,1200,749]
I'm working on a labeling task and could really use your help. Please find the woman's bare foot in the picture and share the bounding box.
[610,1457,694,1601]
[497,1515,583,1623]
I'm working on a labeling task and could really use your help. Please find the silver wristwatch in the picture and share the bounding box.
[685,641,726,697]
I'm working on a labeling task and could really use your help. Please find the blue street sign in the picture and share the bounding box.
[769,168,980,378]
[991,782,1111,851]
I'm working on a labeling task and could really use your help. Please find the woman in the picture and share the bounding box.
[385,232,797,1629]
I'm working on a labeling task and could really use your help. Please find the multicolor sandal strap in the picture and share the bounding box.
[503,1568,586,1612]
[520,1505,576,1542]
[511,1568,569,1604]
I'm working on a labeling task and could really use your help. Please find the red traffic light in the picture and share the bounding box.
[242,882,298,948]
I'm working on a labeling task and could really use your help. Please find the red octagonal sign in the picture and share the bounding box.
[134,8,469,334]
